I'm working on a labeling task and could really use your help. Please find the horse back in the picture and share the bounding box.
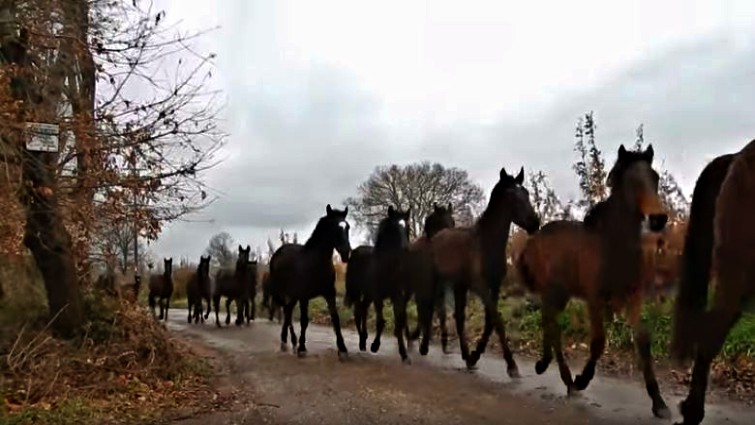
[344,245,374,305]
[715,139,755,289]
[430,227,476,279]
[517,220,600,300]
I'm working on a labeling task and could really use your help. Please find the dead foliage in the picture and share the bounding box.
[0,292,216,424]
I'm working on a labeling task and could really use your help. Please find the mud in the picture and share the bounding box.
[166,310,754,425]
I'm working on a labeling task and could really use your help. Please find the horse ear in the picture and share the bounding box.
[343,206,348,216]
[405,208,411,218]
[326,204,333,215]
[514,166,524,185]
[433,202,439,211]
[447,203,453,213]
[388,205,395,216]
[618,144,627,159]
[644,144,654,163]
[246,245,250,252]
[499,167,508,180]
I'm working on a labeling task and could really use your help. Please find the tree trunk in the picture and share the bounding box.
[3,25,83,337]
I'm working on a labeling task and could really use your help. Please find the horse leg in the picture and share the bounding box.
[370,298,385,353]
[325,293,348,359]
[392,293,410,363]
[453,283,471,364]
[235,297,245,326]
[355,300,367,352]
[187,300,193,324]
[148,293,157,317]
[297,299,310,357]
[417,297,434,356]
[470,283,519,378]
[250,293,256,321]
[470,283,501,363]
[280,301,295,351]
[540,293,574,392]
[437,294,450,354]
[225,298,232,325]
[623,293,670,419]
[573,301,607,391]
[677,298,744,425]
[164,297,170,321]
[213,295,221,328]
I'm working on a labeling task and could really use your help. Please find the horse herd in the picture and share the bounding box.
[147,139,755,425]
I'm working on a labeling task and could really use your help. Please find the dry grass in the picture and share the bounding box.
[0,288,216,425]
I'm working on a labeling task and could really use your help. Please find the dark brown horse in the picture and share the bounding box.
[261,270,282,322]
[186,255,212,324]
[268,204,352,358]
[431,166,540,376]
[148,257,173,321]
[343,244,374,352]
[671,143,753,425]
[213,245,251,327]
[240,259,259,323]
[516,144,671,419]
[403,203,456,355]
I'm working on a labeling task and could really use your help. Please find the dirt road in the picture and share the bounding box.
[166,311,754,425]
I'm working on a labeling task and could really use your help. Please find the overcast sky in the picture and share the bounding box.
[149,0,755,262]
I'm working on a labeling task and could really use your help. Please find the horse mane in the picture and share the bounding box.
[475,173,517,232]
[671,152,736,361]
[304,216,331,250]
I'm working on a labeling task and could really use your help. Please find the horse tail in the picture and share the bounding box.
[672,153,736,362]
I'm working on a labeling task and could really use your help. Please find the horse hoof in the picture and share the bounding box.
[419,345,429,356]
[465,360,479,371]
[297,349,307,358]
[507,367,521,379]
[573,374,591,391]
[370,342,380,353]
[653,404,671,420]
[358,342,367,352]
[467,351,481,367]
[338,351,349,361]
[280,343,288,352]
[535,360,549,375]
[567,385,582,397]
[402,356,412,365]
[678,399,703,425]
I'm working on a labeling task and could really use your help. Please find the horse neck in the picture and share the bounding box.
[303,227,337,260]
[598,195,643,250]
[475,207,513,250]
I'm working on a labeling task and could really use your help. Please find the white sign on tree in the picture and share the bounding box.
[25,122,60,152]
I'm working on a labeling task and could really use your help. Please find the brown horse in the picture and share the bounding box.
[186,255,212,324]
[213,245,251,327]
[403,203,456,355]
[430,166,540,376]
[516,144,670,419]
[148,258,174,321]
[671,143,754,425]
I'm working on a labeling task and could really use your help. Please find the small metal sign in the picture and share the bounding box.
[25,122,59,152]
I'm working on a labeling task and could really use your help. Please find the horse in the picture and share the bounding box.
[403,203,456,355]
[365,206,413,361]
[343,244,374,352]
[213,245,251,327]
[186,255,212,324]
[516,144,671,419]
[670,144,754,425]
[268,204,352,358]
[260,270,282,322]
[241,259,259,323]
[430,166,540,376]
[148,258,174,321]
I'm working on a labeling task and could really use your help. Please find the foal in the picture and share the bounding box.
[213,245,251,327]
[431,167,540,375]
[517,144,670,419]
[148,257,174,321]
[186,255,212,324]
[268,205,352,358]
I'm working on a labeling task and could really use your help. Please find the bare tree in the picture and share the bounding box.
[1,0,223,335]
[345,162,485,240]
[205,231,235,269]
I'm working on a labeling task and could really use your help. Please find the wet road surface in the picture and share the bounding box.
[166,310,754,425]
